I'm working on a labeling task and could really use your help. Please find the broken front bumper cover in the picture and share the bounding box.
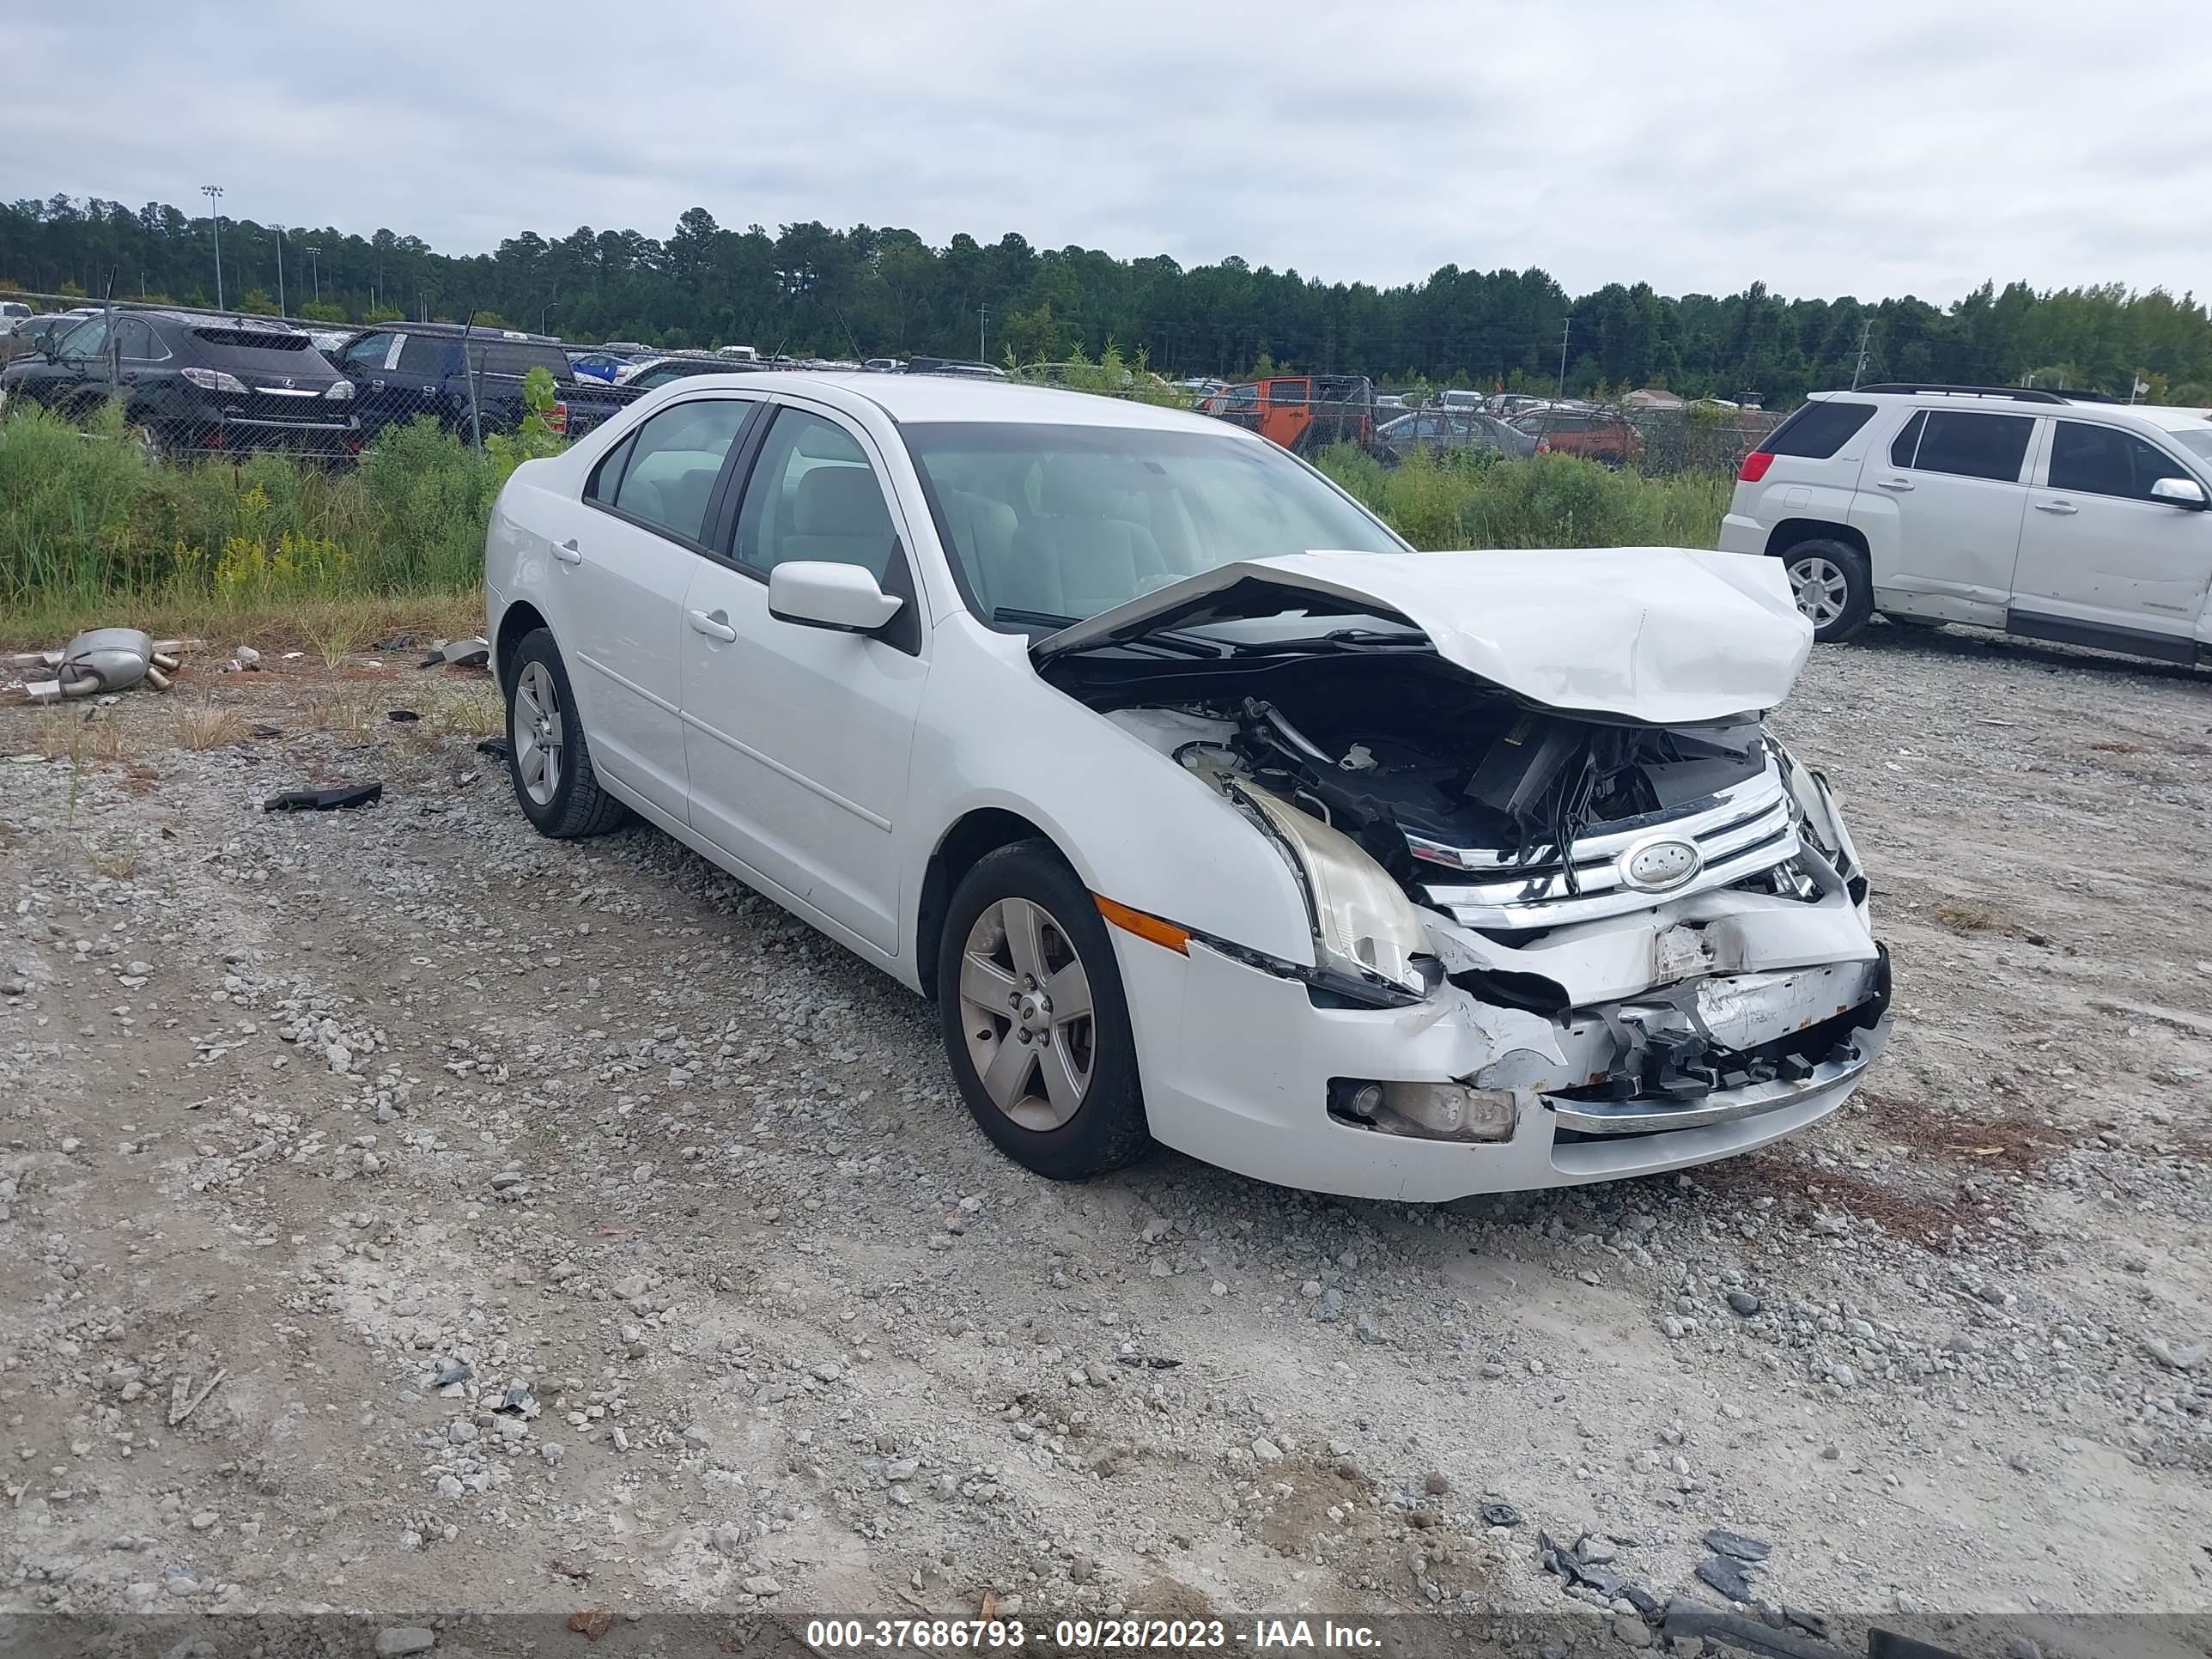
[1547,1025,1880,1136]
[1112,921,1893,1203]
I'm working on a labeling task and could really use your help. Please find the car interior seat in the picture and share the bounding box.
[1001,454,1167,617]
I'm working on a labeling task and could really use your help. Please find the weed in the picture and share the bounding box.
[174,697,247,750]
[1931,898,2017,935]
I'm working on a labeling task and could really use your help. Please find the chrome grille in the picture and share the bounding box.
[1413,765,1799,931]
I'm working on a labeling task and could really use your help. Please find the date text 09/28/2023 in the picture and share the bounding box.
[804,1617,1383,1650]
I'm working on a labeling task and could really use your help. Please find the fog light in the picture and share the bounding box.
[1380,1081,1518,1142]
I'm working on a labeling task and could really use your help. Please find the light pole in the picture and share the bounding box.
[200,185,225,309]
[540,298,556,335]
[271,222,287,317]
[305,246,320,304]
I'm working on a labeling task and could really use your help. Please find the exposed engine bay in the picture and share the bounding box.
[1052,640,1884,1125]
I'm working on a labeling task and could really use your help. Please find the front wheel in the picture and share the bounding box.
[1782,539,1874,643]
[503,628,629,839]
[938,842,1150,1181]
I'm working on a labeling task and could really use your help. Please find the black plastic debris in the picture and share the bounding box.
[1705,1528,1773,1563]
[1697,1554,1756,1602]
[1480,1501,1523,1528]
[477,736,512,760]
[388,709,420,724]
[264,783,383,812]
[1782,1607,1829,1639]
[373,633,416,651]
[1112,1354,1182,1370]
[250,724,283,740]
[433,1360,471,1388]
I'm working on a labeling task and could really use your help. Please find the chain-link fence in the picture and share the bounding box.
[3,290,1783,477]
[0,295,678,462]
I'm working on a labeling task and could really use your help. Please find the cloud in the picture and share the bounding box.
[6,0,2209,303]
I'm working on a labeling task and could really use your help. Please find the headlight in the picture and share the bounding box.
[1775,742,1867,904]
[323,380,353,400]
[1229,779,1432,1002]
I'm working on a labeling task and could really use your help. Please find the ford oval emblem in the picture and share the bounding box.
[1620,836,1702,893]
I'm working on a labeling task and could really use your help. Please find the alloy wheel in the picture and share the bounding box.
[957,896,1096,1131]
[513,659,565,806]
[1787,554,1850,628]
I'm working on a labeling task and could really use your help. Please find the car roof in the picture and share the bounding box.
[1810,386,2212,431]
[676,370,1244,434]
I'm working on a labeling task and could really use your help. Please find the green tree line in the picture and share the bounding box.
[7,192,2212,404]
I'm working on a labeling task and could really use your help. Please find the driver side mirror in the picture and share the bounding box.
[2149,476,2208,510]
[767,560,904,634]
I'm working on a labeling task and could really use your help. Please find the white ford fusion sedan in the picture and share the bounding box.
[483,372,1890,1201]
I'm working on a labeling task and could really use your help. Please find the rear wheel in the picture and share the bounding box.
[1781,538,1874,643]
[939,842,1150,1181]
[503,628,629,839]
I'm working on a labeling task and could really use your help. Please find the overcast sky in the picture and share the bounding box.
[7,2,2209,304]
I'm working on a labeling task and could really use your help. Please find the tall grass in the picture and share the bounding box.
[0,403,514,623]
[1314,444,1731,551]
[1,398,1735,641]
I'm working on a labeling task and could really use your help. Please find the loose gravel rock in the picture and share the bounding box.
[1,626,2209,1625]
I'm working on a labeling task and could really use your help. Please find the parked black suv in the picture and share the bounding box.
[330,323,643,442]
[0,310,360,457]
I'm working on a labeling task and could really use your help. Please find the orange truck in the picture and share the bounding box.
[1203,374,1376,454]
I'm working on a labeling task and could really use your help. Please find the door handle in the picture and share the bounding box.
[687,608,738,643]
[2033,499,2078,515]
[1876,477,1915,492]
[551,538,583,565]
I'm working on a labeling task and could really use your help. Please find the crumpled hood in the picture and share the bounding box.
[1033,547,1813,724]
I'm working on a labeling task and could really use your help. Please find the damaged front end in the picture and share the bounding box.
[1040,556,1889,1172]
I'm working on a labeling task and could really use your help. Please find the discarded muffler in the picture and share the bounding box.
[25,629,181,702]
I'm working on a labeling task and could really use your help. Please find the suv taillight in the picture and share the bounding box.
[1738,451,1775,483]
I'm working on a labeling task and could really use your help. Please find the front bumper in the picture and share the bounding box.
[1115,921,1888,1204]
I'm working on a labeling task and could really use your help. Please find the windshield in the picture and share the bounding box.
[903,421,1404,626]
[2168,425,2212,464]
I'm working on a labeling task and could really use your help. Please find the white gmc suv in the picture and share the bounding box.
[1720,384,2212,665]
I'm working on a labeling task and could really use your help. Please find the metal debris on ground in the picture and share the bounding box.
[373,633,416,651]
[477,735,512,760]
[264,783,385,812]
[420,636,491,669]
[1480,1500,1523,1527]
[1113,1354,1182,1370]
[14,629,186,702]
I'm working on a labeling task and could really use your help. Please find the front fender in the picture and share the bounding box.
[904,623,1316,971]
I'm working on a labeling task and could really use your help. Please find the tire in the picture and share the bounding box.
[1780,538,1875,643]
[503,628,629,839]
[937,842,1150,1181]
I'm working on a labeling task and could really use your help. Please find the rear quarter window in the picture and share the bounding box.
[1764,399,1877,459]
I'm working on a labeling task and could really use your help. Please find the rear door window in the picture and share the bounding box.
[1764,399,1876,459]
[605,398,753,544]
[1904,410,2034,483]
[2046,422,2196,501]
[466,339,571,379]
[114,318,164,361]
[396,335,452,376]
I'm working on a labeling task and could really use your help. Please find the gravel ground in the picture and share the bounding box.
[3,621,2210,1651]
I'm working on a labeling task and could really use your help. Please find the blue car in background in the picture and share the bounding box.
[567,350,632,384]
